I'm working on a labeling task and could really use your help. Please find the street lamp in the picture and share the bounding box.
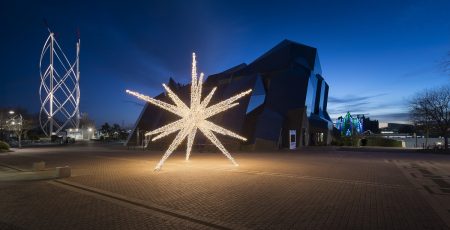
[7,111,23,148]
[87,128,93,140]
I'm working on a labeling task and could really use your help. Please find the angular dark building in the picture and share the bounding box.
[127,40,333,150]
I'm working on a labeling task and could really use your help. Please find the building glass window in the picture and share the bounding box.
[319,80,326,113]
[246,76,266,114]
[305,74,317,116]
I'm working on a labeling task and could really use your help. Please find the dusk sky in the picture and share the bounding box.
[1,0,449,127]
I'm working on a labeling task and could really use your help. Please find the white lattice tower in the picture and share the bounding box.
[39,31,80,136]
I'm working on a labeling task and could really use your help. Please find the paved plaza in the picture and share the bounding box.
[1,143,450,229]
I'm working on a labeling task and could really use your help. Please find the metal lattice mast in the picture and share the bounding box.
[39,29,80,136]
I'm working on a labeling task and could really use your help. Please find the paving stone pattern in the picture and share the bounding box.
[0,145,449,229]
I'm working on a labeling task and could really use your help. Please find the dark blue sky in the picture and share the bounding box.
[1,0,449,127]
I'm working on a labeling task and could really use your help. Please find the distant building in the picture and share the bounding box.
[362,116,379,134]
[66,127,95,140]
[380,123,414,134]
[67,113,96,140]
[127,40,333,149]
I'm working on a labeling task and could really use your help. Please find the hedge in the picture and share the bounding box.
[0,141,10,151]
[332,137,360,146]
[363,137,402,147]
[332,136,403,147]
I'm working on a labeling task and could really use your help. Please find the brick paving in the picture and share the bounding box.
[1,144,450,229]
[0,181,205,230]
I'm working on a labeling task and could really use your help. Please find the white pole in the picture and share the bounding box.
[49,32,54,136]
[18,114,22,148]
[76,39,80,129]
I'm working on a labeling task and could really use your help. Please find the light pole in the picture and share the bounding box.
[88,127,93,140]
[7,111,23,148]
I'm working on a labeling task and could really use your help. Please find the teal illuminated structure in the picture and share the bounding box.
[335,112,363,136]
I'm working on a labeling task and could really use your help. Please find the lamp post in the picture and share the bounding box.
[88,127,93,140]
[7,110,23,148]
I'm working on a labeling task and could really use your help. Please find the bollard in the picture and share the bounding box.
[56,166,71,178]
[32,161,46,171]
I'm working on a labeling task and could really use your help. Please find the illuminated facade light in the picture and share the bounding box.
[39,30,80,136]
[334,112,364,136]
[127,53,251,171]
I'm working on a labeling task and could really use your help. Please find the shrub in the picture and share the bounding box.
[361,138,368,146]
[333,137,361,146]
[365,137,402,147]
[0,141,10,151]
[330,139,342,146]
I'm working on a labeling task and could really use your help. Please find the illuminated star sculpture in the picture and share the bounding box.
[126,53,252,171]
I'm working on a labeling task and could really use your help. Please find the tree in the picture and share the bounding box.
[100,123,111,137]
[112,123,121,133]
[410,85,450,149]
[79,113,95,129]
[0,108,38,145]
[111,123,121,139]
[99,122,128,140]
[6,114,23,148]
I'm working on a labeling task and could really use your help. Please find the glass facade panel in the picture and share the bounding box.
[246,76,266,114]
[323,83,329,112]
[319,80,326,113]
[305,74,317,116]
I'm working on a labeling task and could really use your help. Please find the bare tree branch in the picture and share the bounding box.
[410,85,450,149]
